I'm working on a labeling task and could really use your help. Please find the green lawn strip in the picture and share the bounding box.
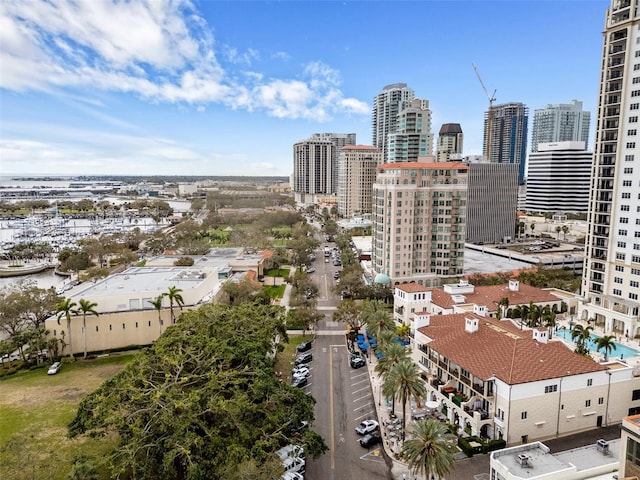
[265,268,290,277]
[263,284,286,299]
[275,334,314,380]
[0,355,133,480]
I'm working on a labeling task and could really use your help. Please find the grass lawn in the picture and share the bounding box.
[275,334,314,379]
[263,284,286,299]
[0,354,134,480]
[266,268,290,278]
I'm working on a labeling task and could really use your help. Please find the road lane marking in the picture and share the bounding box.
[330,345,335,469]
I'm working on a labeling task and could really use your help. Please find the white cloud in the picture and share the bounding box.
[0,0,369,121]
[272,51,291,62]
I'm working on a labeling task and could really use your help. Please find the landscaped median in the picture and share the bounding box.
[0,354,134,480]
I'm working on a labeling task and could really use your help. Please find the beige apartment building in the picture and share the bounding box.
[371,160,468,287]
[337,145,381,217]
[412,311,640,446]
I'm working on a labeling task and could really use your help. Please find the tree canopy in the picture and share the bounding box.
[68,303,326,479]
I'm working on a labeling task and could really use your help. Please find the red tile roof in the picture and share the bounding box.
[417,314,606,384]
[429,283,561,311]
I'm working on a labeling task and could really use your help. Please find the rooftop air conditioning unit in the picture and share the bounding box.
[597,439,609,454]
[517,454,531,467]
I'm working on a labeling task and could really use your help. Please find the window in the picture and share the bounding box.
[618,241,627,248]
[623,193,631,199]
[544,385,558,394]
[632,103,640,110]
[631,293,639,300]
[587,378,593,386]
[614,288,623,296]
[630,129,638,135]
[624,168,634,174]
[633,389,640,401]
[622,217,630,223]
[521,411,528,420]
[616,265,625,272]
[614,277,623,284]
[585,399,591,407]
[598,397,604,405]
[632,90,640,97]
[634,77,640,84]
[631,117,639,123]
[631,280,639,288]
[626,143,636,149]
[620,229,628,235]
[624,180,633,186]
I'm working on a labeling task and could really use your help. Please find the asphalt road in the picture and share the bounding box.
[302,242,393,479]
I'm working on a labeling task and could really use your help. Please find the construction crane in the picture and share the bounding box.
[472,63,497,160]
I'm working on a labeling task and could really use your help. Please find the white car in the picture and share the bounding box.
[282,456,305,474]
[276,444,304,461]
[47,362,62,375]
[282,471,304,480]
[355,419,379,435]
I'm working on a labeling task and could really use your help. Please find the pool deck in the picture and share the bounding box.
[554,317,640,369]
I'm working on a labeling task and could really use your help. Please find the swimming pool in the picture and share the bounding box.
[555,328,639,359]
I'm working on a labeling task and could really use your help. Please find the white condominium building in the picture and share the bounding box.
[372,83,415,162]
[581,0,640,339]
[530,100,591,153]
[387,98,433,163]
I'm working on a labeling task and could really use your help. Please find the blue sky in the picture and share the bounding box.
[0,0,608,177]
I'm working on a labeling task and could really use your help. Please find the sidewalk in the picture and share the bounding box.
[366,351,416,479]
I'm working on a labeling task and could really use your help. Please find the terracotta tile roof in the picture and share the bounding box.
[429,283,561,312]
[417,314,606,384]
[396,283,430,293]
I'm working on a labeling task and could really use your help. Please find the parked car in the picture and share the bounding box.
[306,267,316,273]
[296,340,313,352]
[291,376,308,388]
[282,456,305,474]
[294,352,313,365]
[1,353,20,364]
[47,362,62,375]
[359,433,382,448]
[333,271,340,279]
[286,420,309,436]
[292,365,310,377]
[282,471,304,480]
[276,444,305,461]
[292,369,310,381]
[349,353,366,369]
[355,419,379,435]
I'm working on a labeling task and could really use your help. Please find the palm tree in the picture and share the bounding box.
[148,295,165,336]
[496,297,509,321]
[402,418,457,480]
[571,324,593,355]
[166,286,185,324]
[528,302,541,328]
[375,342,410,378]
[561,225,569,241]
[55,298,77,359]
[595,335,617,361]
[541,305,557,339]
[77,299,99,359]
[384,359,427,441]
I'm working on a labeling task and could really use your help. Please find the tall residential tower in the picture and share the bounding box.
[484,102,529,183]
[530,100,591,152]
[337,145,382,217]
[437,123,464,162]
[372,83,415,162]
[580,0,639,338]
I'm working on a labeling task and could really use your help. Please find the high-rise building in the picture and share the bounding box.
[292,133,355,204]
[437,123,464,162]
[371,160,468,286]
[337,145,382,217]
[465,158,519,244]
[372,83,415,162]
[580,0,639,338]
[530,100,591,153]
[387,98,433,163]
[525,141,593,213]
[483,102,529,184]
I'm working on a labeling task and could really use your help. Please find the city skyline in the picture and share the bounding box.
[1,0,608,176]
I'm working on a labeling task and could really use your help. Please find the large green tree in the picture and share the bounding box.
[402,418,457,480]
[69,303,327,479]
[596,335,617,361]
